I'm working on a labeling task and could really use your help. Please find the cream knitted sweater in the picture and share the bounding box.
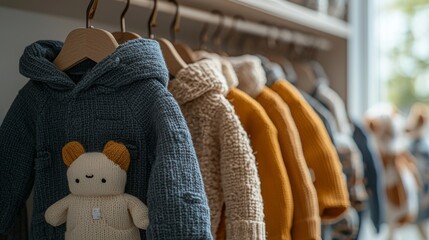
[169,60,266,240]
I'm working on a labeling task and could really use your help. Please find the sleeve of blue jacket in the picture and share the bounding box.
[352,121,386,233]
[131,81,212,240]
[0,90,36,234]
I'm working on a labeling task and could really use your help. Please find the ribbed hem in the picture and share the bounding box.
[147,224,213,240]
[292,217,321,240]
[227,221,266,240]
[320,204,350,224]
[270,81,350,223]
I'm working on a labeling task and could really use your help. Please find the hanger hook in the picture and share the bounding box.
[169,0,181,42]
[86,0,99,28]
[260,22,278,49]
[199,10,223,50]
[119,0,131,32]
[211,10,225,49]
[305,36,319,60]
[289,33,301,61]
[148,0,158,38]
[199,21,210,50]
[268,25,280,49]
[224,15,244,43]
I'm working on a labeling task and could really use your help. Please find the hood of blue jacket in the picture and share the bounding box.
[19,38,169,94]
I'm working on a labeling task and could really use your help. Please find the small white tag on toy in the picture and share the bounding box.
[92,208,102,220]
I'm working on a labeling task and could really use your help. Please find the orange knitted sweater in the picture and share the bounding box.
[256,86,321,240]
[271,80,350,221]
[221,87,294,240]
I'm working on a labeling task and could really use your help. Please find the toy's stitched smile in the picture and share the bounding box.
[85,175,94,179]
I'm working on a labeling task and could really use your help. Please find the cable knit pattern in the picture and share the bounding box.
[271,80,350,222]
[169,60,266,240]
[0,39,212,240]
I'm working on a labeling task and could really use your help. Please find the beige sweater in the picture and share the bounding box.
[169,60,266,240]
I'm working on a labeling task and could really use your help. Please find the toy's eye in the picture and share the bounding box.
[75,179,80,183]
[102,178,106,183]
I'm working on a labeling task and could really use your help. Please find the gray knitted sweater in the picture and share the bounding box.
[0,39,212,240]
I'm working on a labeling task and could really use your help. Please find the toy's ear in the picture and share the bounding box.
[364,117,378,134]
[62,141,86,167]
[413,104,427,128]
[406,103,428,132]
[417,114,426,128]
[103,141,130,171]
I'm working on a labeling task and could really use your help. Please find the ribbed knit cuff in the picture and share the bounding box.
[147,224,213,240]
[292,217,321,240]
[320,203,349,223]
[227,221,266,240]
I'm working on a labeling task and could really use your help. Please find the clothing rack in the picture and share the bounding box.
[117,0,332,50]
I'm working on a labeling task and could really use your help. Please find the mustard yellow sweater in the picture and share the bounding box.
[271,80,350,221]
[256,87,321,240]
[221,87,294,240]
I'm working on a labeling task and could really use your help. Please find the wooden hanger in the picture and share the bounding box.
[174,43,196,64]
[111,0,141,44]
[54,0,119,71]
[149,0,187,77]
[211,10,229,57]
[167,0,196,64]
[293,61,320,94]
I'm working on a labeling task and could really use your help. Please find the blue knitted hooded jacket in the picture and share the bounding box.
[0,39,212,240]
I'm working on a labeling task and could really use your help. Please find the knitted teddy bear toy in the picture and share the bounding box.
[404,103,429,238]
[364,103,421,239]
[45,140,149,240]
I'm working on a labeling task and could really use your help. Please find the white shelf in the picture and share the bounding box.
[234,0,349,38]
[123,0,334,50]
[176,0,350,39]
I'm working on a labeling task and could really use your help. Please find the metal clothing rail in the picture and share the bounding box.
[119,0,332,50]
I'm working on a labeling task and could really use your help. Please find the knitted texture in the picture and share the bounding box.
[231,59,320,239]
[0,39,212,239]
[301,91,336,143]
[45,141,148,240]
[228,55,266,98]
[169,60,265,240]
[0,206,28,240]
[225,88,293,240]
[102,140,131,171]
[256,87,321,240]
[314,84,352,135]
[255,55,286,87]
[270,80,350,221]
[194,51,239,90]
[335,134,368,209]
[63,141,86,167]
[313,84,368,208]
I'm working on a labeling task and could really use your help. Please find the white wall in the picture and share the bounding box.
[0,7,84,121]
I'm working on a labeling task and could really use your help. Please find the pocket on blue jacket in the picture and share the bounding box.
[34,151,51,171]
